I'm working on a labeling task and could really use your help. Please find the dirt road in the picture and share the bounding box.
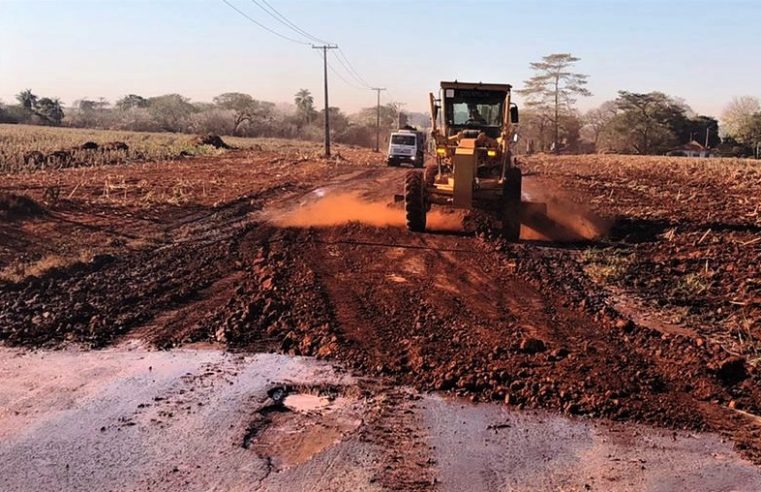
[1,147,760,490]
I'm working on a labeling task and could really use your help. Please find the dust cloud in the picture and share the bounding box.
[274,192,463,232]
[520,181,611,242]
[273,187,609,241]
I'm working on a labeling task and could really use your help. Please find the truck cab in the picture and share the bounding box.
[387,129,425,168]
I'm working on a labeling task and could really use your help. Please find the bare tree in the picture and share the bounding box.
[519,53,591,153]
[583,101,618,149]
[721,96,761,142]
[213,92,268,135]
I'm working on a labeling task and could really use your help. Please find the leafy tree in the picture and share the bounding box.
[77,98,110,112]
[610,91,686,154]
[682,115,720,148]
[744,113,761,150]
[716,136,752,157]
[518,53,591,153]
[294,89,316,125]
[356,102,399,129]
[317,107,349,135]
[34,97,65,125]
[116,94,149,111]
[147,94,196,132]
[16,89,38,111]
[213,92,271,135]
[0,99,10,123]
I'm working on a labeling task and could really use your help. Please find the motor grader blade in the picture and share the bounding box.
[519,201,587,241]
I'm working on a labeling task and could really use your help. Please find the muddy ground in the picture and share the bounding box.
[0,146,760,490]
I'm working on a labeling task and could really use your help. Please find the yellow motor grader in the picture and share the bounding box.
[403,81,541,240]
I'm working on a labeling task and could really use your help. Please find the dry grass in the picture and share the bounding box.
[0,124,283,174]
[0,250,94,283]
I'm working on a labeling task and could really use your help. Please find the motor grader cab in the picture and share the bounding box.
[403,81,528,240]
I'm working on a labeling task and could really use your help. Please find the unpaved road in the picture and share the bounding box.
[2,347,760,492]
[1,147,760,490]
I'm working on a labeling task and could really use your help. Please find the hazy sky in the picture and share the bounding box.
[1,0,759,116]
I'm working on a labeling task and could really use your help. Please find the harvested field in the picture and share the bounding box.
[1,144,760,490]
[0,124,311,173]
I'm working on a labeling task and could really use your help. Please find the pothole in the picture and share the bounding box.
[283,393,332,412]
[242,384,363,470]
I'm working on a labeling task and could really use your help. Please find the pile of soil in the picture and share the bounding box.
[192,134,231,149]
[0,193,46,221]
[102,141,129,151]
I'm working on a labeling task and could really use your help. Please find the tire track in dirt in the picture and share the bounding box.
[194,165,761,464]
[2,162,760,467]
[251,222,761,463]
[0,183,305,348]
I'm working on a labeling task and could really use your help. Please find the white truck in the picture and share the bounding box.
[387,128,426,168]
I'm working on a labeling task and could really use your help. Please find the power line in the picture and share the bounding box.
[336,48,371,88]
[313,51,365,91]
[330,51,370,89]
[255,0,330,45]
[219,0,309,45]
[221,0,382,95]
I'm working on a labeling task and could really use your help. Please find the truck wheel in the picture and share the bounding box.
[501,166,522,241]
[404,171,427,232]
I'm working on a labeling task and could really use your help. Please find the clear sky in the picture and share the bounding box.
[1,0,759,116]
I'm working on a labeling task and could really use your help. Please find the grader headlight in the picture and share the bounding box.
[487,149,497,157]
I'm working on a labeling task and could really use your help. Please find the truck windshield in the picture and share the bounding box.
[391,135,416,146]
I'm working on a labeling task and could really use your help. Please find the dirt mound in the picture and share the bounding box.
[199,223,761,463]
[0,193,46,220]
[23,151,45,168]
[102,141,129,151]
[192,134,231,149]
[46,150,73,168]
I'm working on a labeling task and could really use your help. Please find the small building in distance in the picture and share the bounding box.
[667,140,717,158]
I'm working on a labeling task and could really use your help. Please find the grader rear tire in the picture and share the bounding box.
[501,167,522,241]
[404,171,427,232]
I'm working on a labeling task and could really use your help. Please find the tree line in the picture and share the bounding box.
[2,55,760,156]
[518,53,761,157]
[0,89,428,149]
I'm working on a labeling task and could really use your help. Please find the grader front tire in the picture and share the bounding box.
[404,171,427,232]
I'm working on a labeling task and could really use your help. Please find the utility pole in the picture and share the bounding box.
[312,44,338,156]
[395,102,407,128]
[371,88,386,152]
